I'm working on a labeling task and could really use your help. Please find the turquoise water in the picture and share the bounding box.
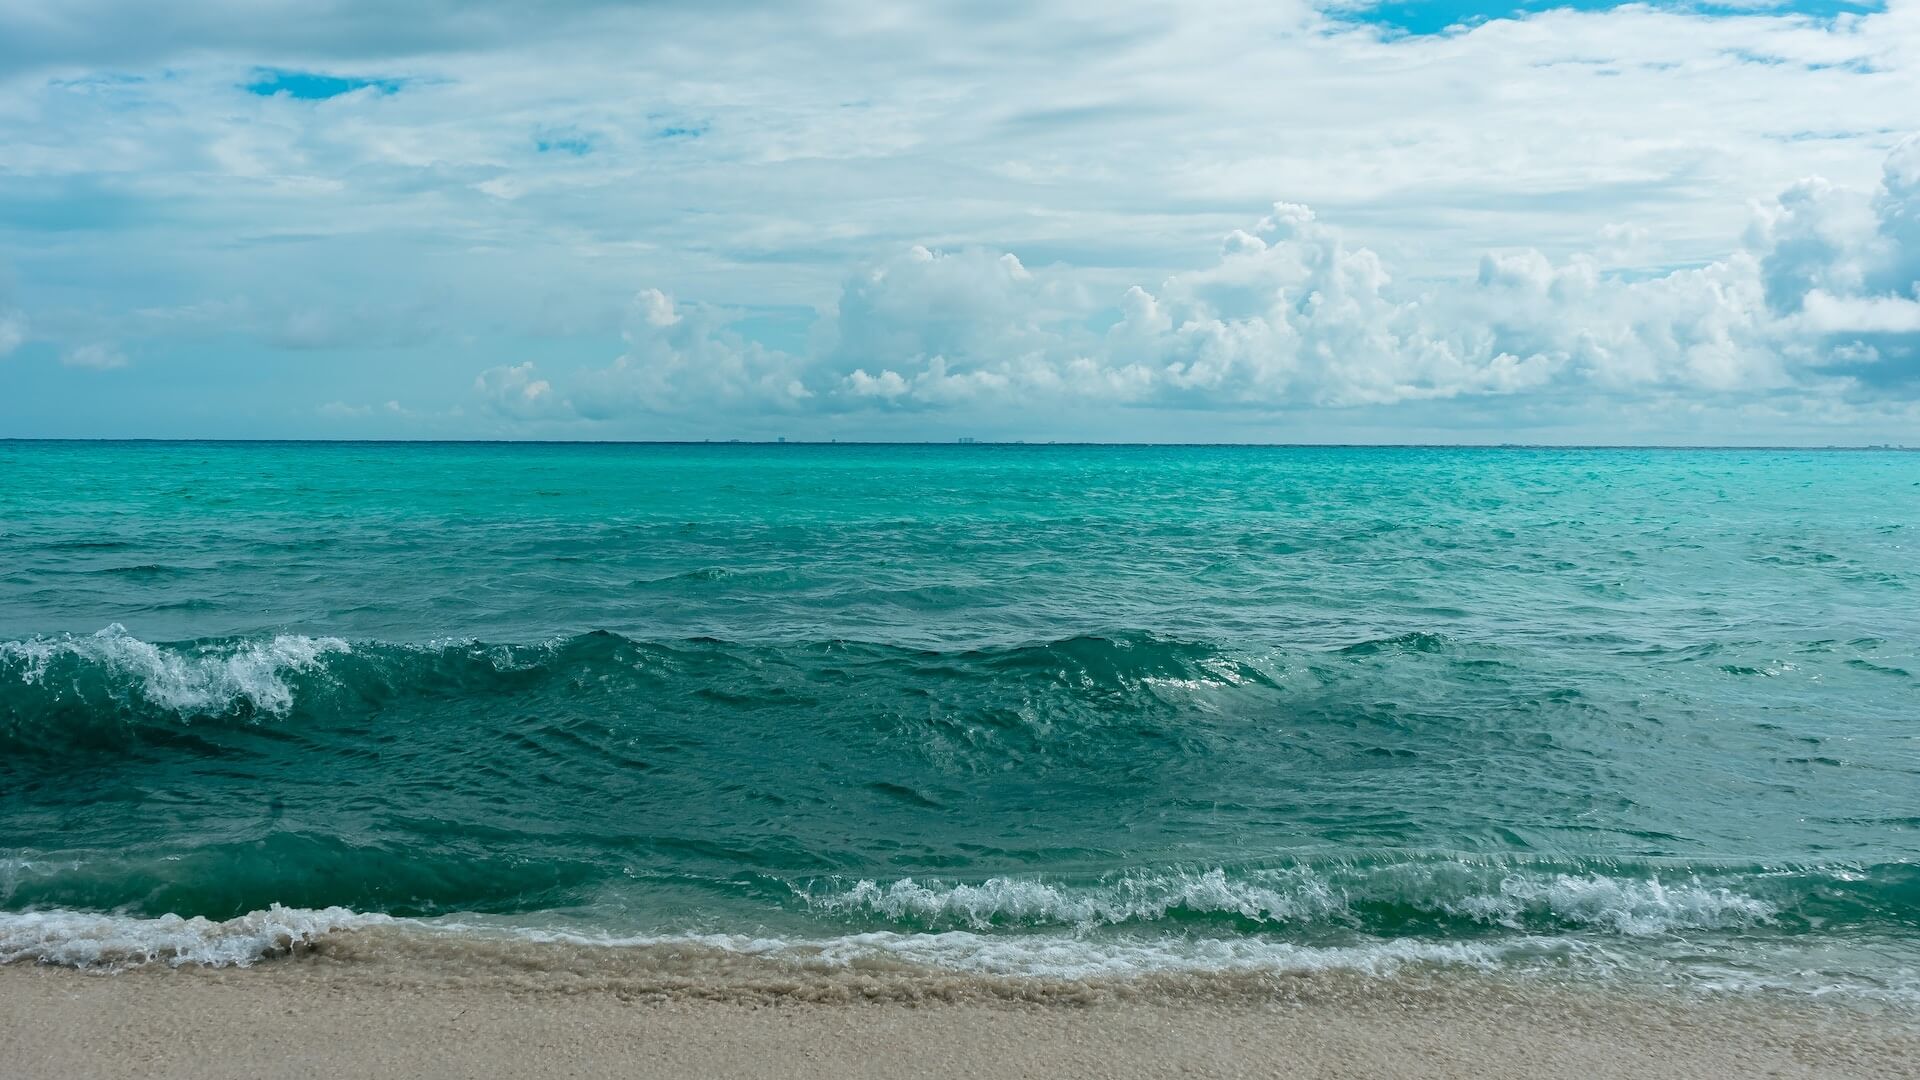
[2,442,1916,997]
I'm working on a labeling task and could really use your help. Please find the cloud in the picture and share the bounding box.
[1753,134,1920,384]
[61,343,127,369]
[815,246,1087,408]
[1099,203,1573,407]
[1798,292,1920,334]
[474,361,569,419]
[567,289,813,420]
[0,273,22,358]
[0,1,643,76]
[317,399,412,419]
[7,1,1920,438]
[483,135,1920,424]
[803,206,1599,410]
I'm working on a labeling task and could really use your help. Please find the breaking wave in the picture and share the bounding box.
[0,624,348,718]
[0,905,385,969]
[796,861,1917,937]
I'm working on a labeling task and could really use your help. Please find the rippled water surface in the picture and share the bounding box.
[1,442,1915,998]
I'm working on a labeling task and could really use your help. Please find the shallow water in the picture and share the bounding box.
[1,442,1916,1001]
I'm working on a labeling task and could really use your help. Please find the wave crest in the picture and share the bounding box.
[1,624,348,717]
[800,865,1783,936]
[0,903,1496,982]
[804,868,1345,929]
[0,904,385,969]
[1439,872,1777,936]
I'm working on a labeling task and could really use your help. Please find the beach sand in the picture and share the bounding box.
[4,958,1916,1080]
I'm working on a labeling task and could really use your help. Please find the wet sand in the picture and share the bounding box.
[4,961,1917,1080]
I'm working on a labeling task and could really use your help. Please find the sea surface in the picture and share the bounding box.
[1,441,1916,1002]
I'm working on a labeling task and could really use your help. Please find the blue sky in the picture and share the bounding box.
[1,0,1917,443]
[1342,0,1883,36]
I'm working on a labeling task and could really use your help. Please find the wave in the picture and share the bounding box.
[804,869,1347,930]
[5,903,1917,1006]
[11,843,1907,942]
[4,624,1915,1002]
[1338,631,1455,656]
[0,624,347,718]
[0,626,1284,757]
[796,859,1920,937]
[0,903,1503,981]
[5,625,1909,738]
[0,904,383,969]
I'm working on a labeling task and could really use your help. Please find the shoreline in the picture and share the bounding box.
[5,960,1918,1080]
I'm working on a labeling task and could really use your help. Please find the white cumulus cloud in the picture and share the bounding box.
[10,1,1920,438]
[474,361,569,420]
[482,135,1920,429]
[566,289,813,420]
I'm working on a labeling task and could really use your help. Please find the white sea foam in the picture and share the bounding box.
[0,905,388,969]
[804,867,1780,936]
[804,868,1345,929]
[1438,873,1778,936]
[0,624,349,715]
[525,926,1501,980]
[803,929,1501,979]
[3,904,1912,1003]
[0,905,1495,981]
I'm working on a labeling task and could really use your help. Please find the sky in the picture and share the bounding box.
[1,0,1918,444]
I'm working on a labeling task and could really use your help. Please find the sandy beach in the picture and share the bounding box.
[5,958,1917,1080]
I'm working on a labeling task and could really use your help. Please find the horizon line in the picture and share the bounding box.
[1,438,1913,451]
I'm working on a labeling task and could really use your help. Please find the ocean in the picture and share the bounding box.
[2,441,1916,1004]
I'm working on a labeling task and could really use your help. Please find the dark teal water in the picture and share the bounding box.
[1,442,1916,996]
